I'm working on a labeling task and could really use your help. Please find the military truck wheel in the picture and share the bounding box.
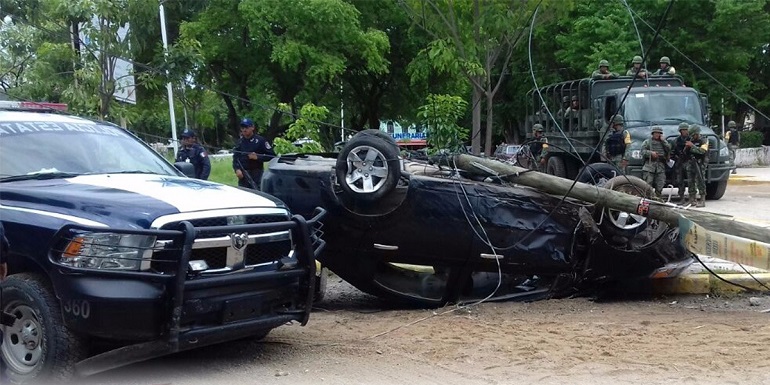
[546,156,567,178]
[1,273,87,383]
[336,130,401,203]
[705,179,728,200]
[598,176,654,239]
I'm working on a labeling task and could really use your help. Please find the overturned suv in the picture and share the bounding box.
[0,106,324,382]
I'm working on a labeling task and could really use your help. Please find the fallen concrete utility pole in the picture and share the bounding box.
[449,154,770,245]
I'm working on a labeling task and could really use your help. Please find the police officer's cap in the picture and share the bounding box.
[632,56,643,64]
[651,126,663,134]
[660,56,671,64]
[181,128,196,138]
[728,120,736,128]
[678,122,689,131]
[240,118,255,128]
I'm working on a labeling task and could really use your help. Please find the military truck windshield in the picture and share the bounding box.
[623,92,703,126]
[0,119,180,180]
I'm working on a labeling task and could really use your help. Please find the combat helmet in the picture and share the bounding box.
[632,56,643,64]
[598,59,610,68]
[533,123,544,132]
[689,125,701,135]
[728,120,736,128]
[678,122,690,131]
[651,126,663,134]
[612,114,624,124]
[660,56,671,65]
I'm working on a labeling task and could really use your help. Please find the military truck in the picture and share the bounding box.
[525,76,732,200]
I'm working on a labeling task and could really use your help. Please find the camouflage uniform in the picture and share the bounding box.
[626,56,650,79]
[591,60,619,80]
[641,126,671,196]
[684,125,708,207]
[671,122,691,201]
[725,120,739,174]
[529,124,549,172]
[603,115,631,172]
[654,56,676,75]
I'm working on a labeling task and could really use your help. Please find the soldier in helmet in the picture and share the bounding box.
[641,126,672,196]
[671,122,691,202]
[556,95,570,120]
[725,120,740,174]
[603,114,631,171]
[592,60,619,80]
[655,56,676,76]
[683,124,708,207]
[528,123,549,172]
[626,56,650,79]
[176,128,211,180]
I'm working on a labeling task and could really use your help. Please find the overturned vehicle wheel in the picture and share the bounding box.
[335,130,401,204]
[598,175,660,244]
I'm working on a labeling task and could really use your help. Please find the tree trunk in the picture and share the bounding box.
[471,83,482,154]
[484,91,494,156]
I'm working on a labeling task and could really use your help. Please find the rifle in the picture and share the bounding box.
[234,153,260,190]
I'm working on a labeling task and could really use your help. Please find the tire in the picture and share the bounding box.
[314,267,329,303]
[705,178,728,200]
[546,156,567,178]
[598,175,654,239]
[576,162,620,187]
[335,130,401,203]
[1,273,87,383]
[564,158,581,180]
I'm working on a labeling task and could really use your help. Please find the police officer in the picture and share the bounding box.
[592,60,619,80]
[641,126,671,196]
[529,123,549,171]
[626,56,650,79]
[684,125,708,207]
[671,122,690,202]
[233,118,275,190]
[603,114,631,172]
[176,128,211,180]
[725,120,740,174]
[655,56,676,76]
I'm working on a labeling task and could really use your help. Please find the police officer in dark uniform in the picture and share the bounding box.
[233,118,275,190]
[176,128,211,180]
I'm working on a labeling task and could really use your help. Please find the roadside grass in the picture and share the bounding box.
[209,156,237,186]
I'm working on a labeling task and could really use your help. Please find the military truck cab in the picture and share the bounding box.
[526,76,732,199]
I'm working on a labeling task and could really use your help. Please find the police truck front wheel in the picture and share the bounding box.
[1,273,87,383]
[546,156,567,178]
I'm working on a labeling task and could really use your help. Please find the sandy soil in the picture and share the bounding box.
[89,276,770,385]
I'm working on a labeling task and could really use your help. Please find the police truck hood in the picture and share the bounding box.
[0,174,283,228]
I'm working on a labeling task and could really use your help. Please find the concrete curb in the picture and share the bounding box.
[651,273,770,294]
[727,176,770,186]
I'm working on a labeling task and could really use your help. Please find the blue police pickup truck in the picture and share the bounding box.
[0,105,325,382]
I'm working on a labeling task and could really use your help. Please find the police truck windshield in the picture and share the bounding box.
[0,116,179,180]
[623,91,703,126]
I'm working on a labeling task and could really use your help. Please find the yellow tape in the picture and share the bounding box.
[679,217,770,270]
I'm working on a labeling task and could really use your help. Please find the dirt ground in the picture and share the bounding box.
[89,276,770,385]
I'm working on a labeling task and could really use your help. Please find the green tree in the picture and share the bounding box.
[418,93,468,153]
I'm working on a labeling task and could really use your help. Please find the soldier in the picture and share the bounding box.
[641,126,672,196]
[556,95,570,121]
[626,56,650,79]
[175,128,211,180]
[671,122,691,202]
[529,123,549,172]
[233,118,276,190]
[603,114,631,172]
[725,120,740,174]
[684,125,708,207]
[592,60,619,80]
[655,56,676,76]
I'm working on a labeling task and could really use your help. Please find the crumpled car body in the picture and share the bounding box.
[263,153,689,307]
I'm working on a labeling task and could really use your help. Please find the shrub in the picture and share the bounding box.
[739,131,763,148]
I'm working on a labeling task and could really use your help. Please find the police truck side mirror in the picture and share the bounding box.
[174,161,196,178]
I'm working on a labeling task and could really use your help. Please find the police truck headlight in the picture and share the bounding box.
[719,145,729,157]
[59,233,156,271]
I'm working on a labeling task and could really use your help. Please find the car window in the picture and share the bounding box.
[0,118,180,179]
